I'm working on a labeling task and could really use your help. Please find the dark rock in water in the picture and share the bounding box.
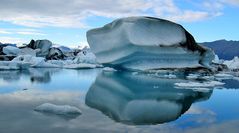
[87,16,215,71]
[46,47,66,60]
[24,39,52,57]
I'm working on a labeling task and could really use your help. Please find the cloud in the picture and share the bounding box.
[0,0,233,28]
[221,0,239,6]
[0,29,12,34]
[0,28,46,36]
[0,36,26,44]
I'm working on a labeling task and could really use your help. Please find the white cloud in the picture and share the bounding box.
[0,36,26,44]
[0,28,46,36]
[15,31,45,36]
[0,0,234,28]
[0,29,12,34]
[221,0,239,6]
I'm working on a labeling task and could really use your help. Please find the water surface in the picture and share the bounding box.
[0,68,238,133]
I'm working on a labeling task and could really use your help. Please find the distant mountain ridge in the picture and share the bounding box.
[201,39,239,60]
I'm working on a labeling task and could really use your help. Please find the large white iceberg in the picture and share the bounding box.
[87,17,215,71]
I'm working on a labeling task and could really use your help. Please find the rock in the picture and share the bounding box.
[0,44,8,55]
[46,47,65,60]
[87,17,215,71]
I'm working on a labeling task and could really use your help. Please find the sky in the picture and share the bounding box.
[0,0,238,47]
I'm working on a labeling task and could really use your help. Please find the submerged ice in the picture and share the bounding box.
[34,103,82,115]
[87,17,215,71]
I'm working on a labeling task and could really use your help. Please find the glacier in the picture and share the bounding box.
[87,16,215,71]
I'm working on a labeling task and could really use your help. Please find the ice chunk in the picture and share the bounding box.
[223,56,239,71]
[13,55,57,68]
[87,16,215,71]
[163,74,177,79]
[103,67,117,72]
[64,63,97,69]
[73,51,97,64]
[0,61,31,70]
[186,74,200,79]
[2,46,20,55]
[212,54,220,64]
[175,81,225,88]
[215,73,234,79]
[46,47,65,60]
[34,103,82,115]
[25,39,52,57]
[18,47,37,56]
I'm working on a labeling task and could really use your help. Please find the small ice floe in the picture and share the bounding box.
[132,72,138,75]
[103,67,117,72]
[64,63,96,69]
[215,73,234,80]
[180,87,212,92]
[175,81,225,88]
[163,74,177,79]
[186,74,200,79]
[34,103,82,116]
[201,76,215,80]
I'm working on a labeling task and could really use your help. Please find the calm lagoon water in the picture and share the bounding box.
[0,68,238,133]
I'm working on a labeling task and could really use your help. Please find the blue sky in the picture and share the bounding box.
[0,0,238,47]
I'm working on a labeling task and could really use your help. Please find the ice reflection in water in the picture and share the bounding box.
[86,71,212,125]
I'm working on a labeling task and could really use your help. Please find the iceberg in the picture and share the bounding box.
[13,55,57,68]
[2,46,20,56]
[46,47,65,60]
[24,39,52,57]
[87,16,215,71]
[18,47,37,56]
[34,103,82,115]
[0,61,31,70]
[223,56,239,71]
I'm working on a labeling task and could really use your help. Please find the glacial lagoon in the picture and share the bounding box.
[0,68,239,133]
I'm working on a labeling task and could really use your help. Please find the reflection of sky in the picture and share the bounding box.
[0,68,101,93]
[34,69,101,91]
[0,69,239,133]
